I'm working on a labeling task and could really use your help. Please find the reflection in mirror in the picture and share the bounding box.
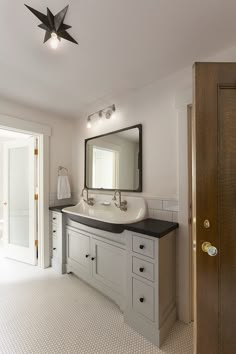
[85,125,142,191]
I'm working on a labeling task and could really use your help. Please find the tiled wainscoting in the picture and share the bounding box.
[49,193,75,208]
[146,198,179,222]
[49,192,179,222]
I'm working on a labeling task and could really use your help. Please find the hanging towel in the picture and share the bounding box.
[57,175,71,200]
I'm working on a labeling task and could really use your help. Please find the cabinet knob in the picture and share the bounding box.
[53,248,56,250]
[139,297,145,303]
[85,254,90,258]
[53,217,56,220]
[91,257,95,261]
[139,245,144,250]
[139,267,144,273]
[53,230,56,233]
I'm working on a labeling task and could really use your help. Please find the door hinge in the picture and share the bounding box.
[34,194,38,201]
[34,148,38,156]
[35,240,38,247]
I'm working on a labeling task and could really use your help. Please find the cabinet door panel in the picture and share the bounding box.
[67,230,90,272]
[92,239,125,295]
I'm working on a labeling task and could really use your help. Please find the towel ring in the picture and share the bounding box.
[58,166,68,176]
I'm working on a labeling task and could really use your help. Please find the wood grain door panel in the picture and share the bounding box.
[193,63,236,354]
[218,87,236,354]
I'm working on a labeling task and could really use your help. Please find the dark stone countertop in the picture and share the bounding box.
[49,205,178,239]
[49,205,75,213]
[125,218,178,238]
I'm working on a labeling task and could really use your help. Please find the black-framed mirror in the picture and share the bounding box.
[85,124,142,192]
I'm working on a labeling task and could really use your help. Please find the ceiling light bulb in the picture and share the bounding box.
[87,117,92,128]
[50,32,60,49]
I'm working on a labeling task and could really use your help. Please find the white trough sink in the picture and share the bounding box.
[63,195,147,225]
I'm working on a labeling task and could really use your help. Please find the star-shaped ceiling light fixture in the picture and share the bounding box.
[25,4,78,49]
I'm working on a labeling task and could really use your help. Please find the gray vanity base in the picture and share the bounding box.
[50,211,177,348]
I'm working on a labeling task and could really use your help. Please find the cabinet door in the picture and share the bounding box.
[67,229,90,274]
[91,238,125,295]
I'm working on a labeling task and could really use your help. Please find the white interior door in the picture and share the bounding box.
[3,138,37,265]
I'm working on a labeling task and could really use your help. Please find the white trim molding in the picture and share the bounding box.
[175,92,192,324]
[0,114,51,136]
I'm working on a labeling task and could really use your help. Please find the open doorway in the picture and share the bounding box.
[0,128,40,266]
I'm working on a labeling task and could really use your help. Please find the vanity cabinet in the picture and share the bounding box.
[66,224,126,310]
[50,210,67,274]
[49,207,178,348]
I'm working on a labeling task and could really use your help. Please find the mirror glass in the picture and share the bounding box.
[85,125,142,191]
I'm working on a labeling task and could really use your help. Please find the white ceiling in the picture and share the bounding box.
[1,0,236,119]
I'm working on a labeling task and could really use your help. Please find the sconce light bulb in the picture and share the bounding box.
[87,117,92,128]
[50,32,60,49]
[105,110,110,119]
[98,111,103,123]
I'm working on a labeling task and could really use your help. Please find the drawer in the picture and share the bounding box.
[51,225,58,238]
[51,212,59,224]
[52,237,57,257]
[52,236,57,249]
[132,278,154,322]
[132,256,155,282]
[132,235,155,258]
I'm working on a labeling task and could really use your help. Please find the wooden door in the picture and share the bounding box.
[193,63,236,354]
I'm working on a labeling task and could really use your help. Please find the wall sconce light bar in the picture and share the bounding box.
[86,104,116,128]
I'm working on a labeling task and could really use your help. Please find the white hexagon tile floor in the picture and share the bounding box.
[0,256,193,354]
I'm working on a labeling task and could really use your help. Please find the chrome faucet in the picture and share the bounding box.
[112,190,127,211]
[81,188,94,206]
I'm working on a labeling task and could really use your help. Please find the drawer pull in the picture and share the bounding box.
[53,248,56,250]
[53,230,56,233]
[139,244,145,250]
[139,297,145,303]
[85,254,90,258]
[91,257,95,261]
[139,267,145,273]
[53,217,56,220]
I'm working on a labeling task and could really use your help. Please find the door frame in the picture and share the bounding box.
[176,95,193,324]
[0,113,51,269]
[187,104,194,321]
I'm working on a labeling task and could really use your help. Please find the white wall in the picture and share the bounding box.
[0,97,76,205]
[73,42,236,200]
[73,82,179,200]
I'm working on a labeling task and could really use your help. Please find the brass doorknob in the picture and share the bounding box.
[202,241,218,256]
